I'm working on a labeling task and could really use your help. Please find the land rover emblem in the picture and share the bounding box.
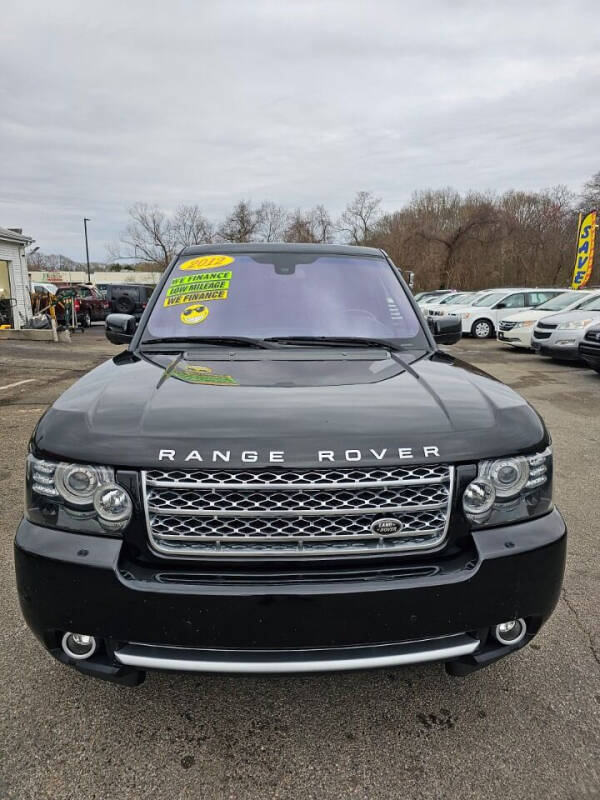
[370,518,404,536]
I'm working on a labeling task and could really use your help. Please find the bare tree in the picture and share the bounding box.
[311,204,334,243]
[338,191,382,245]
[258,202,288,241]
[108,203,177,269]
[27,251,80,272]
[109,203,215,269]
[499,186,576,286]
[580,170,600,211]
[106,177,587,291]
[284,209,317,242]
[284,205,334,243]
[218,200,265,242]
[408,189,501,288]
[26,250,47,271]
[173,204,214,247]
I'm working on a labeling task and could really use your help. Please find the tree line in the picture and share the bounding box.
[34,171,600,291]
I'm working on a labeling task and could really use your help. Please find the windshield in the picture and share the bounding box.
[578,295,600,312]
[465,292,489,304]
[144,252,427,346]
[473,292,505,307]
[537,292,581,311]
[440,293,470,305]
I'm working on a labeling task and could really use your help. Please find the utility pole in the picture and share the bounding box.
[83,218,91,283]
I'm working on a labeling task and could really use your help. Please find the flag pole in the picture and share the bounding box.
[572,212,583,289]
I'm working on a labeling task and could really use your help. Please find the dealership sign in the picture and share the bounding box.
[571,210,597,289]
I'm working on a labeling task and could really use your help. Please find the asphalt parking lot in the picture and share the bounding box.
[1,327,599,800]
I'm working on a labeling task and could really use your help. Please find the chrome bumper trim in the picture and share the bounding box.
[114,634,479,674]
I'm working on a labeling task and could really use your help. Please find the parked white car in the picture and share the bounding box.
[450,288,565,338]
[416,290,455,306]
[431,290,498,319]
[31,282,58,295]
[531,295,600,360]
[497,290,598,349]
[421,291,476,316]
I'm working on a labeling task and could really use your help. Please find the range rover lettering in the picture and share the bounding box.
[14,244,566,685]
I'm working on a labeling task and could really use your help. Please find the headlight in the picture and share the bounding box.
[462,447,552,528]
[513,320,534,328]
[480,456,530,497]
[557,318,593,330]
[54,462,112,506]
[26,454,133,536]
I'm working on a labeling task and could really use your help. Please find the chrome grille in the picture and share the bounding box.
[499,320,517,331]
[143,465,454,557]
[145,464,449,487]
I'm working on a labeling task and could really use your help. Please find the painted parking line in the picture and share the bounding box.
[0,378,37,392]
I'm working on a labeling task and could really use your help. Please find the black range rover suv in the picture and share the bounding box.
[14,244,566,685]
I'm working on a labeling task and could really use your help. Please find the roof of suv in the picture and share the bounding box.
[180,242,385,257]
[107,283,154,289]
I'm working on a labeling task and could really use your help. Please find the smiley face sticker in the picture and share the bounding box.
[180,304,210,325]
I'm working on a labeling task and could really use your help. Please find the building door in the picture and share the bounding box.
[0,260,14,327]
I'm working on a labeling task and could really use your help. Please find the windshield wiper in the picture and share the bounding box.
[264,336,406,351]
[141,336,273,350]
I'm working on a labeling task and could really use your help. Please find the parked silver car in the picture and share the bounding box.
[531,294,600,360]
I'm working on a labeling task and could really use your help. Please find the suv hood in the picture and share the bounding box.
[34,350,547,469]
[535,309,600,326]
[502,309,549,323]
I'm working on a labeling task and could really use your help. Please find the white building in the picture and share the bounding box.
[0,226,33,329]
[29,269,162,286]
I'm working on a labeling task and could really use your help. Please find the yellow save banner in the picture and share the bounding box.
[571,210,597,289]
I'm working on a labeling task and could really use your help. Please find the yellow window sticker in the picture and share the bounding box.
[179,255,234,270]
[164,271,232,306]
[168,280,230,297]
[170,271,233,286]
[165,289,228,307]
[180,304,210,324]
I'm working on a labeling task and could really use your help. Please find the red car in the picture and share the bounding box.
[54,284,110,328]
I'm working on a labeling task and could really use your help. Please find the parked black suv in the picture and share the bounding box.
[106,283,155,317]
[15,244,566,685]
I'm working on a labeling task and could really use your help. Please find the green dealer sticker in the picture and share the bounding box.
[164,270,233,307]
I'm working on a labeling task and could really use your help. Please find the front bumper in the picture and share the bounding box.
[498,328,533,348]
[531,338,581,360]
[15,509,566,683]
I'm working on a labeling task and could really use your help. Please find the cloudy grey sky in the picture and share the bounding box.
[1,0,599,260]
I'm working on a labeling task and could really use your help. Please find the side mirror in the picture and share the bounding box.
[105,313,136,345]
[495,301,507,309]
[429,315,462,345]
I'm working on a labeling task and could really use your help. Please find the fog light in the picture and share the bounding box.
[93,482,132,529]
[462,477,495,520]
[494,618,526,646]
[62,632,97,660]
